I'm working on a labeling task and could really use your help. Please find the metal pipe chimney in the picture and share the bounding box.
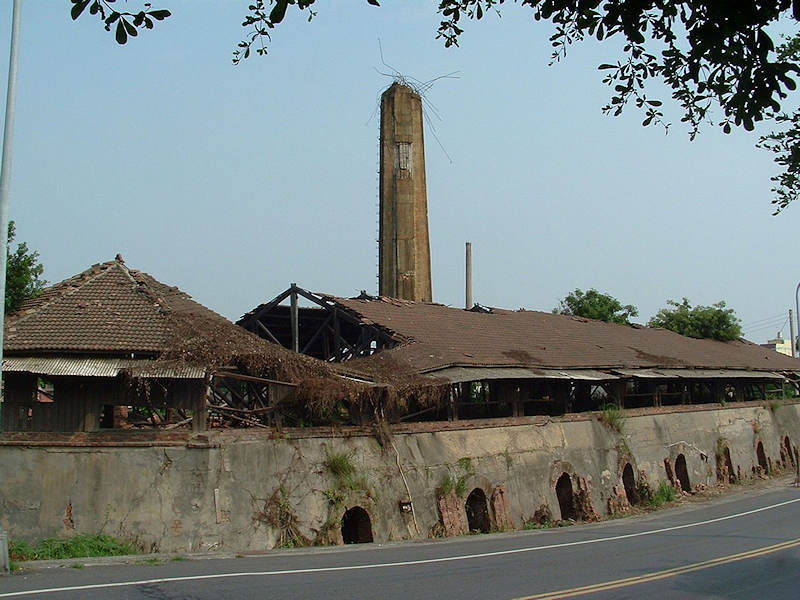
[465,242,472,310]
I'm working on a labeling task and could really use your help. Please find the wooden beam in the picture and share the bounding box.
[254,319,281,345]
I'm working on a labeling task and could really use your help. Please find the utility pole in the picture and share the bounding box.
[795,283,800,360]
[0,0,22,573]
[790,309,796,358]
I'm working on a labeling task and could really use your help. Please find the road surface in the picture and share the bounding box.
[2,481,799,599]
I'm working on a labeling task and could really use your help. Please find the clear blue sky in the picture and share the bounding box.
[0,1,797,343]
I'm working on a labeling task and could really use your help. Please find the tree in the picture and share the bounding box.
[6,221,46,314]
[71,1,800,211]
[554,288,638,324]
[758,32,800,214]
[648,298,742,341]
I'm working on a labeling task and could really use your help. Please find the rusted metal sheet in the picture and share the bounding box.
[424,366,620,383]
[2,357,204,379]
[612,368,785,380]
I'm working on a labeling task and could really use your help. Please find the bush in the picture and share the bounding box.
[648,481,677,507]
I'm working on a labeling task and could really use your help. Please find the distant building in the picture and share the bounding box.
[760,334,793,357]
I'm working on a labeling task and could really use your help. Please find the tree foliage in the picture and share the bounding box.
[69,0,170,45]
[554,288,638,324]
[6,221,46,314]
[648,298,742,341]
[69,1,800,210]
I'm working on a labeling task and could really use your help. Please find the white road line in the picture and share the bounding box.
[3,496,799,598]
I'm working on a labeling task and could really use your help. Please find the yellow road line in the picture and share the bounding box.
[515,537,800,600]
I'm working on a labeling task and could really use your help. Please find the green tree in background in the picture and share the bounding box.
[554,288,638,325]
[6,221,46,314]
[648,298,742,342]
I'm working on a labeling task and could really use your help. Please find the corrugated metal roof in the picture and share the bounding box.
[2,357,205,379]
[611,368,785,380]
[424,366,620,383]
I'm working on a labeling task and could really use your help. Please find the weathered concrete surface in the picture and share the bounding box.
[378,82,433,302]
[2,403,799,552]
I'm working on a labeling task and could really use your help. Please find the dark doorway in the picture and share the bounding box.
[675,454,691,493]
[556,473,577,521]
[723,446,735,483]
[756,441,768,472]
[622,463,638,505]
[465,488,491,533]
[341,506,373,544]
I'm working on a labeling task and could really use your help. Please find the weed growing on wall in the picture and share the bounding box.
[323,451,370,495]
[598,403,625,433]
[259,485,309,549]
[437,458,475,498]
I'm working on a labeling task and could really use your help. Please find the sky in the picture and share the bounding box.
[0,1,797,344]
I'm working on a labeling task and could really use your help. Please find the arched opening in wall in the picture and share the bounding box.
[341,506,373,544]
[723,446,735,483]
[675,454,691,493]
[756,441,768,472]
[465,488,491,533]
[621,463,638,505]
[556,473,577,521]
[784,437,794,467]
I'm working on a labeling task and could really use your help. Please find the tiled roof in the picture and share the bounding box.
[5,258,229,354]
[323,296,800,374]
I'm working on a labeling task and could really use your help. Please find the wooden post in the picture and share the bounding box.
[192,373,210,433]
[290,283,299,353]
[653,382,662,408]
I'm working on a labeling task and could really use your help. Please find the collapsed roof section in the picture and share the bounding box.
[239,285,800,383]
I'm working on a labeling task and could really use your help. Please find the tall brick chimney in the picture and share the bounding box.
[378,82,433,302]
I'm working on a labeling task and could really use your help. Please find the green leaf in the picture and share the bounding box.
[70,0,91,21]
[269,1,288,24]
[123,18,138,37]
[115,19,127,44]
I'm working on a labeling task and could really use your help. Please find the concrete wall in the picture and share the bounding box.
[2,403,799,552]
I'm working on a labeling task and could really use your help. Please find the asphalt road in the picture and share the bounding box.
[3,481,800,599]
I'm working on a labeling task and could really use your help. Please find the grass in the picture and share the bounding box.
[323,450,369,494]
[323,451,356,481]
[598,403,625,433]
[9,534,134,561]
[647,481,677,507]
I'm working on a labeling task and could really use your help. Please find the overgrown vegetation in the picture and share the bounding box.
[438,472,468,498]
[598,403,625,433]
[647,481,677,507]
[315,450,373,545]
[257,485,309,549]
[438,457,476,498]
[9,534,134,561]
[323,451,370,496]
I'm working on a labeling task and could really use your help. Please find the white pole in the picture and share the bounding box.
[0,0,22,570]
[0,0,22,396]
